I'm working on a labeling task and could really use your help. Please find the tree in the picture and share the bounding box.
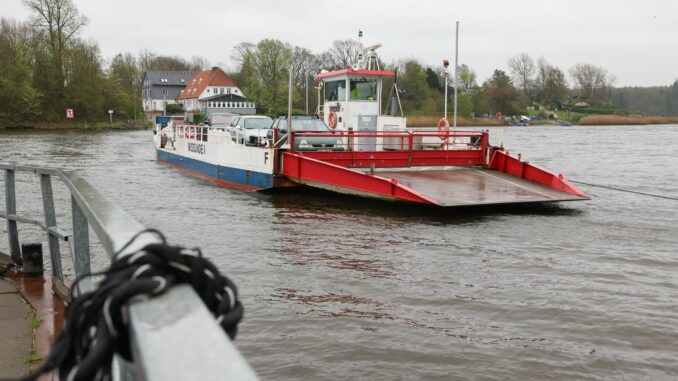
[24,0,87,116]
[569,63,610,103]
[397,60,431,112]
[230,42,255,67]
[321,39,363,70]
[425,67,443,92]
[536,58,569,108]
[507,53,535,93]
[109,53,142,118]
[239,39,292,114]
[457,64,477,91]
[190,56,210,71]
[482,69,517,114]
[64,39,106,121]
[0,18,42,122]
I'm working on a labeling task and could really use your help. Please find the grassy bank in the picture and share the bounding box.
[0,120,149,130]
[578,115,678,125]
[407,115,506,128]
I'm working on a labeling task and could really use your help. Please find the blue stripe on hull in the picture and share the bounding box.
[157,149,274,189]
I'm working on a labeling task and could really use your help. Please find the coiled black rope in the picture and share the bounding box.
[22,229,243,381]
[570,180,678,201]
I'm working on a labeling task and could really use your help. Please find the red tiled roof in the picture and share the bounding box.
[177,67,238,100]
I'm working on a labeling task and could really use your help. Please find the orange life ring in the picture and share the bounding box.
[328,111,338,129]
[437,118,450,140]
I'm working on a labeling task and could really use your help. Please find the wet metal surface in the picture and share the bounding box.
[1,266,65,362]
[1,126,678,380]
[375,167,585,206]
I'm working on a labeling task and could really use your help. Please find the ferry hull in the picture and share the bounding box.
[156,149,273,190]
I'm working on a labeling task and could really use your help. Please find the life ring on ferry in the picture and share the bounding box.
[328,111,338,129]
[437,117,450,140]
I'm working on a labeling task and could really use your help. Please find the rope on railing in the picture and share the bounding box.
[22,229,244,381]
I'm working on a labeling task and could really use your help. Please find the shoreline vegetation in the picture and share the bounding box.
[2,115,678,130]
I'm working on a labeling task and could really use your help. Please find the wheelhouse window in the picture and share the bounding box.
[325,80,346,101]
[349,79,377,101]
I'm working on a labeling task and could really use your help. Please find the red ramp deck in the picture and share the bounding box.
[280,129,589,207]
[373,167,585,206]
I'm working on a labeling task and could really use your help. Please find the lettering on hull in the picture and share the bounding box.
[187,142,206,155]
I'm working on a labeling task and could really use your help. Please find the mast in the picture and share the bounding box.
[453,21,459,128]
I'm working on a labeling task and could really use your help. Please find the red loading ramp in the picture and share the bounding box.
[374,167,586,207]
[282,152,588,207]
[281,153,436,204]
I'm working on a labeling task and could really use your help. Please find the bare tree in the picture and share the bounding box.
[569,63,609,102]
[24,0,87,63]
[191,56,210,71]
[321,39,363,70]
[507,53,535,93]
[230,42,255,67]
[291,47,321,86]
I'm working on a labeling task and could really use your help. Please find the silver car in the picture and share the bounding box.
[229,116,273,145]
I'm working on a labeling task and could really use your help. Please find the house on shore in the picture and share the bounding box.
[141,70,196,114]
[177,67,255,116]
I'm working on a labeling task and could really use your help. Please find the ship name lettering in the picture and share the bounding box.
[187,142,206,155]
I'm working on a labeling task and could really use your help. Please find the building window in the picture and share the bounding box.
[226,88,231,94]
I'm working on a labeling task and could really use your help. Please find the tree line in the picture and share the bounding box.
[1,0,676,126]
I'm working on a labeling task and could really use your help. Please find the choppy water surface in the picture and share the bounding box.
[1,125,678,380]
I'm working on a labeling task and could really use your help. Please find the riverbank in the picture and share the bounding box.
[578,115,678,125]
[406,114,678,127]
[0,120,149,130]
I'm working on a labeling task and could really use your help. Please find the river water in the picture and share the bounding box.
[1,125,678,380]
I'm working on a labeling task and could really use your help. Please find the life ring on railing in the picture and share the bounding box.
[437,118,450,140]
[328,111,338,129]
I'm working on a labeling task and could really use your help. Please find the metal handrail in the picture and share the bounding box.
[1,163,258,381]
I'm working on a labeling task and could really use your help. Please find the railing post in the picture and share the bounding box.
[71,195,92,292]
[4,168,22,265]
[40,174,64,281]
[408,131,414,167]
[481,130,489,167]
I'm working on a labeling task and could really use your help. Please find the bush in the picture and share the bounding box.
[165,103,184,114]
[193,112,206,124]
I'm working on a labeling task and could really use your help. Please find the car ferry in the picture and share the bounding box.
[153,47,588,207]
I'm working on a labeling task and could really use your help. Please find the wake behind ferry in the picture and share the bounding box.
[152,45,588,207]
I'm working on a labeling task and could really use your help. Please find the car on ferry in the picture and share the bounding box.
[268,116,344,151]
[228,115,273,145]
[205,113,237,130]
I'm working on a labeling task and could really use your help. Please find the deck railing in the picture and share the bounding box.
[289,129,490,168]
[0,163,258,381]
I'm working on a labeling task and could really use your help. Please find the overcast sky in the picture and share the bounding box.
[3,0,677,87]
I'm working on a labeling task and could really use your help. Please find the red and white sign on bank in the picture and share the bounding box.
[66,108,74,119]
